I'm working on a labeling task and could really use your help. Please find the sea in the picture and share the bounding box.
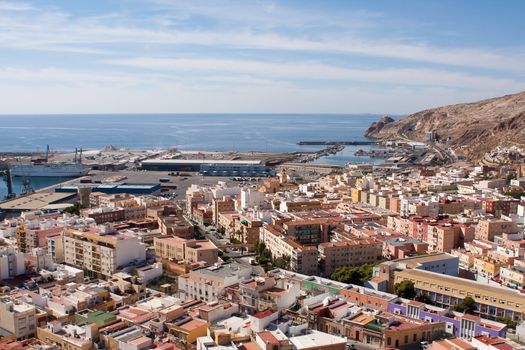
[0,114,384,198]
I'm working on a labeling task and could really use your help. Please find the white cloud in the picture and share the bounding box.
[0,80,512,115]
[0,1,523,73]
[0,0,522,114]
[0,1,33,11]
[106,57,525,91]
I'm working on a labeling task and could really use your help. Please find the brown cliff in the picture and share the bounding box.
[365,91,525,160]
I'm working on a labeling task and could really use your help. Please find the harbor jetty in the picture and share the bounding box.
[297,141,378,146]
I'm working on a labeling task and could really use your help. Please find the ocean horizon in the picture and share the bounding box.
[0,114,386,152]
[0,114,386,198]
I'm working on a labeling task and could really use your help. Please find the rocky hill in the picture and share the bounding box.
[365,91,525,160]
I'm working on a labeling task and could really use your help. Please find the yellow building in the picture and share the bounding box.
[351,188,361,203]
[168,318,208,344]
[394,269,525,321]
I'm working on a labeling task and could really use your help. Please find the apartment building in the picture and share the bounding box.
[382,237,428,260]
[472,252,515,280]
[178,262,253,302]
[0,245,25,280]
[500,264,525,289]
[15,224,63,253]
[231,214,263,245]
[213,196,236,223]
[319,239,382,277]
[154,236,218,265]
[64,228,146,278]
[261,225,319,275]
[390,216,474,253]
[0,297,37,340]
[283,220,329,245]
[193,205,213,226]
[279,200,321,212]
[47,232,65,264]
[158,215,194,239]
[400,196,439,217]
[480,197,519,217]
[234,275,301,313]
[240,188,265,209]
[475,218,517,242]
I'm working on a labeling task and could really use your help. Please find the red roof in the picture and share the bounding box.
[257,332,279,345]
[253,309,275,319]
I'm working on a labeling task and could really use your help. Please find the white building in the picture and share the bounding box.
[0,297,36,339]
[64,228,146,278]
[0,245,25,280]
[178,262,253,302]
[241,188,265,209]
[136,262,163,284]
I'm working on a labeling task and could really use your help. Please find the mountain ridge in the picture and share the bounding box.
[364,91,525,160]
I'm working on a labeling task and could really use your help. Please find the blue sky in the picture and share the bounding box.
[0,0,524,114]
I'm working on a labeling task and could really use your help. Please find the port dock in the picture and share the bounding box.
[297,141,378,146]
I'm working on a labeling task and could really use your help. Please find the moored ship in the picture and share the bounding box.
[10,163,90,177]
[10,145,90,177]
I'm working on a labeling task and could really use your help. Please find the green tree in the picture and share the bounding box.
[504,189,525,199]
[394,280,416,299]
[63,203,83,215]
[415,293,432,304]
[330,264,376,286]
[273,255,291,270]
[454,296,476,314]
[253,240,272,269]
[497,316,518,329]
[218,250,231,262]
[230,237,241,244]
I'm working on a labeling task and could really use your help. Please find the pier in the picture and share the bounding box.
[297,141,378,146]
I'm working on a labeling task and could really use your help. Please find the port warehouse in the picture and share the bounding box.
[140,159,274,176]
[56,183,161,195]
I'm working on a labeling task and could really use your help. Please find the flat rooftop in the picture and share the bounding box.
[289,330,346,349]
[397,269,525,300]
[0,192,75,211]
[142,159,262,165]
[396,253,457,268]
[195,261,250,278]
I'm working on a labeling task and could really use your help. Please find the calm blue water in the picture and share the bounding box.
[0,114,380,152]
[0,177,74,199]
[0,114,383,198]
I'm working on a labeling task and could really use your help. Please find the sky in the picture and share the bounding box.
[0,0,524,114]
